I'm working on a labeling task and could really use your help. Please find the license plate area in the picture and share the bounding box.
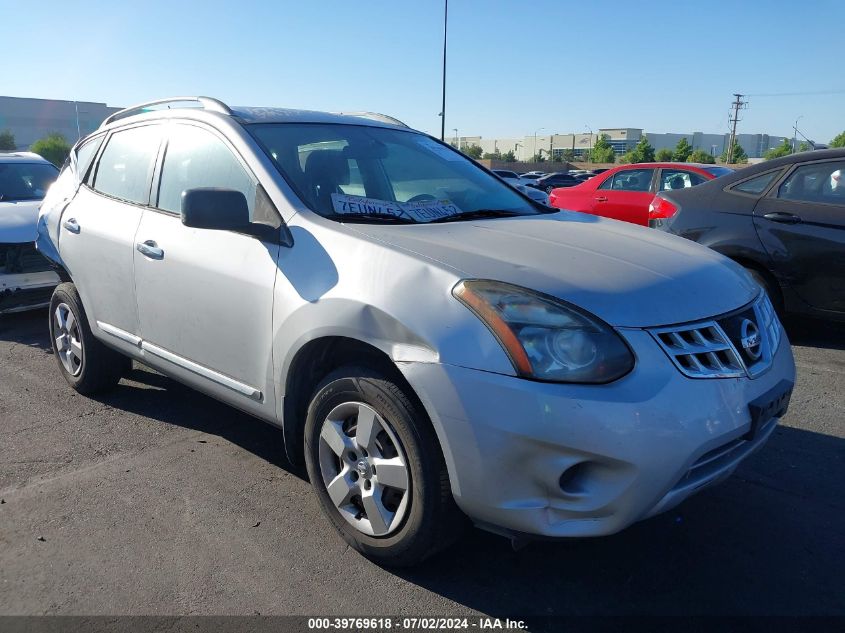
[746,379,793,440]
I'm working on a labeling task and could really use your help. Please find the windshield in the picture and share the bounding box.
[700,166,734,178]
[249,123,545,223]
[0,162,59,202]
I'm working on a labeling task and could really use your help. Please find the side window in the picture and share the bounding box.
[777,161,845,206]
[157,125,256,216]
[659,169,707,191]
[93,125,162,204]
[76,135,104,184]
[730,171,780,196]
[599,168,655,192]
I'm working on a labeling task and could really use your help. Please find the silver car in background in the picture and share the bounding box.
[38,97,795,566]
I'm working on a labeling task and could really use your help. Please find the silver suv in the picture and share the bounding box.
[38,97,795,566]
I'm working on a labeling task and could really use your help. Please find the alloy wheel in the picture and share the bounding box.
[317,401,410,537]
[54,302,83,376]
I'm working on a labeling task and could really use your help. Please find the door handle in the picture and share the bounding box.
[763,212,802,225]
[595,196,608,202]
[136,240,164,260]
[63,218,80,234]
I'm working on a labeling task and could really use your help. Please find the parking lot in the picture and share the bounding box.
[0,308,842,617]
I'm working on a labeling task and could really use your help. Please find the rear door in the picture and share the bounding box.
[753,158,845,313]
[590,168,656,225]
[58,123,162,341]
[132,121,281,416]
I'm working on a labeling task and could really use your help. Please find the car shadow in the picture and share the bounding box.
[0,308,53,353]
[784,316,845,351]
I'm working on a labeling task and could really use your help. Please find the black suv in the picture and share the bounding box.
[652,149,845,321]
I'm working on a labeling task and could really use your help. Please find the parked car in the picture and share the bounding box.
[38,97,795,566]
[532,172,580,192]
[492,171,550,205]
[492,169,521,180]
[549,163,732,226]
[0,152,60,313]
[652,149,845,321]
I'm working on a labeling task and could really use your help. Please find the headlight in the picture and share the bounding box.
[453,280,634,383]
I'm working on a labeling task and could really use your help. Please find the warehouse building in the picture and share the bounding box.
[0,96,121,150]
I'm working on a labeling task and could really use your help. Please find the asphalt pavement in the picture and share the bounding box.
[0,309,843,617]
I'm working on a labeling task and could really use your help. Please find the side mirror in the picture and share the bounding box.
[181,188,250,231]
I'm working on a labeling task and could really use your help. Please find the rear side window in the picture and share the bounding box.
[157,125,256,216]
[94,125,162,204]
[599,168,655,192]
[777,160,845,207]
[730,171,780,196]
[76,135,104,184]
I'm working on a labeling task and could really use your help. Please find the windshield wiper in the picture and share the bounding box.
[322,213,416,224]
[427,209,522,223]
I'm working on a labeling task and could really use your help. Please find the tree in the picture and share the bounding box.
[764,138,793,160]
[461,144,483,160]
[500,150,516,162]
[618,152,635,164]
[482,150,502,160]
[720,140,748,164]
[530,153,546,163]
[655,148,674,162]
[0,129,15,150]
[560,148,576,163]
[30,133,71,167]
[798,141,811,152]
[590,134,615,163]
[629,135,655,163]
[687,149,715,164]
[672,137,693,162]
[830,131,845,148]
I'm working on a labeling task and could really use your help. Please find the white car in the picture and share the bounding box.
[0,152,60,313]
[38,97,795,566]
[492,170,550,205]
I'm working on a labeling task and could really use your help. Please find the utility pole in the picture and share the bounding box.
[439,0,448,141]
[726,93,746,164]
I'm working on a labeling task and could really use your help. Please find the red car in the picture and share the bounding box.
[548,163,733,226]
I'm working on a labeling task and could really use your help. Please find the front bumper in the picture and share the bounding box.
[398,326,795,538]
[0,270,60,314]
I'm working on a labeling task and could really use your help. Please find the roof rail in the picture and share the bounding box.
[101,96,232,128]
[335,111,409,128]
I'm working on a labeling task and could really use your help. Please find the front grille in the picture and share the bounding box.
[0,243,53,275]
[649,293,781,379]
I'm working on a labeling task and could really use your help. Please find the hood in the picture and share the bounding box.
[0,200,42,243]
[351,211,758,328]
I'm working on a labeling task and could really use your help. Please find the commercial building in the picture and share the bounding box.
[453,128,790,162]
[0,96,121,150]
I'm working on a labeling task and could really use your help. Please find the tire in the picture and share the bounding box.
[745,267,784,315]
[48,283,131,394]
[304,365,464,566]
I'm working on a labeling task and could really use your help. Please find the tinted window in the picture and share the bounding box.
[157,125,256,216]
[599,168,655,192]
[76,135,104,184]
[700,166,734,178]
[0,162,58,201]
[731,171,780,196]
[659,169,707,191]
[94,125,162,204]
[777,160,845,206]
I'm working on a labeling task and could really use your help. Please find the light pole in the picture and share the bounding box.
[515,142,522,161]
[439,0,448,141]
[453,128,458,149]
[533,127,544,161]
[585,125,593,163]
[793,115,803,153]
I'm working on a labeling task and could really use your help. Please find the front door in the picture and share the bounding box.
[753,158,845,314]
[133,122,281,414]
[590,168,656,225]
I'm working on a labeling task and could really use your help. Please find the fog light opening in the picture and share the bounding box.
[559,462,590,495]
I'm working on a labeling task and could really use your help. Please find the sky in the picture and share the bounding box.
[3,0,843,144]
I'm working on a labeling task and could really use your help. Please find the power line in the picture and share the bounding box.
[746,88,845,97]
[726,93,747,164]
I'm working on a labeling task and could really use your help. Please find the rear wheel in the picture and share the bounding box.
[49,283,130,394]
[304,366,464,566]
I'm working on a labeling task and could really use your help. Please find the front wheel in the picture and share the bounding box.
[304,366,464,566]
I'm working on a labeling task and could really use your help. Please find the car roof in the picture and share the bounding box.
[0,151,54,165]
[96,96,413,134]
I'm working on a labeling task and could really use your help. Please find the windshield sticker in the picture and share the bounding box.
[330,193,463,222]
[401,199,462,223]
[417,137,464,161]
[331,193,406,218]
